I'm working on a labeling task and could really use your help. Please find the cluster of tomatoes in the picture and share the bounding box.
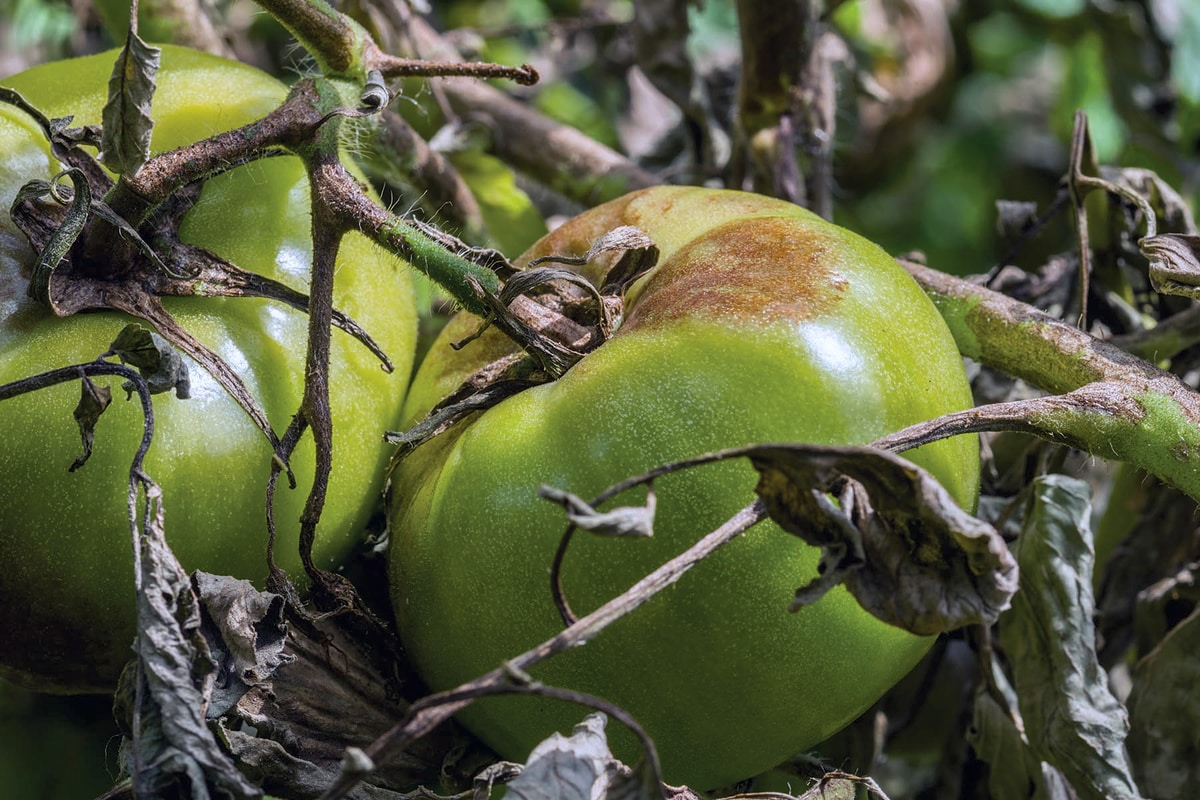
[0,47,977,791]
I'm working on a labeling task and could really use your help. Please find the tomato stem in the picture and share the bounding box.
[905,259,1200,503]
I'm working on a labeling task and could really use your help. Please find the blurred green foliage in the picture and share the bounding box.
[836,1,1197,274]
[1,0,78,61]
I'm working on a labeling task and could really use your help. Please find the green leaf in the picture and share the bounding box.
[449,149,548,255]
[102,32,161,176]
[998,475,1146,800]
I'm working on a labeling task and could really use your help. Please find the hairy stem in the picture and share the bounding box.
[292,153,342,576]
[316,156,503,316]
[904,258,1200,502]
[253,0,364,76]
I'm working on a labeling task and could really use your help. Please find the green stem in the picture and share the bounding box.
[327,167,504,322]
[252,0,365,76]
[902,259,1200,502]
[291,77,506,314]
[371,212,503,318]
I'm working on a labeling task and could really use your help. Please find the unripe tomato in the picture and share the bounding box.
[0,47,417,693]
[387,186,979,790]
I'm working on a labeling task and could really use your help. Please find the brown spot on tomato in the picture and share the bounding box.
[621,215,849,332]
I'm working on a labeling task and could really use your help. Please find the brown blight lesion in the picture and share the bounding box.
[621,215,848,333]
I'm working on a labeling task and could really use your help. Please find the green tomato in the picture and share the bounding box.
[387,186,979,790]
[0,47,417,693]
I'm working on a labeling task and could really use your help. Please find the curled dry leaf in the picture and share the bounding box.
[1142,232,1200,299]
[105,323,191,398]
[116,478,261,799]
[192,571,291,718]
[506,714,643,800]
[389,224,662,460]
[739,442,1016,635]
[22,168,91,307]
[70,374,112,472]
[384,367,543,461]
[101,33,160,176]
[187,575,476,798]
[527,224,659,300]
[537,484,656,540]
[1102,164,1198,238]
[497,266,610,332]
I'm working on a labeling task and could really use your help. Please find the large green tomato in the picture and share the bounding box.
[387,186,979,790]
[0,48,417,693]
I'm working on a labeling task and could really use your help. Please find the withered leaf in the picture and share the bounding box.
[997,475,1146,800]
[538,484,656,539]
[384,377,539,458]
[359,69,391,111]
[528,225,660,297]
[499,266,605,308]
[506,714,647,800]
[967,689,1042,799]
[23,169,90,307]
[740,442,1017,635]
[1141,233,1200,298]
[102,32,160,176]
[116,477,261,799]
[70,374,112,472]
[995,198,1042,242]
[1102,164,1198,237]
[193,572,291,719]
[585,226,659,295]
[794,774,888,800]
[966,685,1074,800]
[105,323,191,398]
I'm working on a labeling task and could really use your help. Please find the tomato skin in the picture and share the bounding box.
[0,47,417,693]
[387,186,979,790]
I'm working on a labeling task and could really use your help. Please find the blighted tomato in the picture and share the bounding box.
[387,186,979,789]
